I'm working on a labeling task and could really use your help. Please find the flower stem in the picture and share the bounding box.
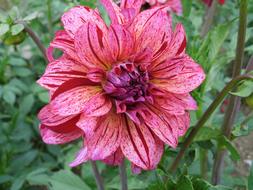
[200,0,218,37]
[119,160,128,190]
[169,74,253,173]
[91,161,105,190]
[211,0,248,185]
[23,24,48,62]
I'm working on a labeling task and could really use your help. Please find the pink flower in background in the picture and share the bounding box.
[37,0,205,172]
[202,0,225,7]
[145,0,182,15]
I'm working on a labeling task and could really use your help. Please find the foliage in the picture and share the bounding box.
[0,0,253,190]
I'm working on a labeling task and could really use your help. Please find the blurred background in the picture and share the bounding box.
[0,0,253,190]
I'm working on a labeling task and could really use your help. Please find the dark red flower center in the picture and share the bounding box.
[103,62,153,113]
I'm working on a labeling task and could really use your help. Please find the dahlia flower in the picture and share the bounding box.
[202,0,225,7]
[37,0,205,172]
[144,0,182,15]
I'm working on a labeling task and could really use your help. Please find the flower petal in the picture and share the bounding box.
[80,112,123,160]
[38,104,80,133]
[50,86,104,116]
[138,104,179,148]
[121,116,164,170]
[102,148,124,166]
[107,24,134,61]
[61,6,106,38]
[47,30,79,61]
[133,8,172,54]
[40,124,82,144]
[151,54,205,93]
[100,0,125,24]
[37,57,87,92]
[75,22,112,70]
[70,146,89,167]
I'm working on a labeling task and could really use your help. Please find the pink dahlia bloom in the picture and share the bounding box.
[202,0,225,7]
[37,0,205,172]
[145,0,182,15]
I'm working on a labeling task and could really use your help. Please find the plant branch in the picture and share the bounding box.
[119,160,128,190]
[91,161,105,190]
[200,0,218,37]
[23,24,48,62]
[169,74,253,173]
[211,0,248,185]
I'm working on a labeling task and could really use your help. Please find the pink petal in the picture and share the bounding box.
[133,9,172,54]
[153,93,197,115]
[102,148,124,166]
[70,146,89,167]
[131,6,171,45]
[121,0,143,12]
[121,116,164,170]
[61,6,106,38]
[107,24,134,61]
[82,112,123,160]
[100,0,125,24]
[176,112,190,137]
[152,23,186,65]
[38,104,79,133]
[138,104,179,148]
[151,54,205,93]
[47,30,79,61]
[40,124,82,144]
[74,23,112,70]
[77,115,98,138]
[50,86,103,116]
[37,57,87,92]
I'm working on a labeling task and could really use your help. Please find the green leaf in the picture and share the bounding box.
[182,0,192,17]
[9,57,27,66]
[218,136,240,161]
[23,12,38,21]
[194,127,220,142]
[13,67,32,77]
[248,164,253,190]
[176,176,194,190]
[0,23,9,36]
[26,168,50,186]
[10,176,25,190]
[3,90,16,105]
[230,80,253,97]
[38,91,49,103]
[192,178,212,190]
[50,170,91,190]
[0,175,13,184]
[11,24,24,35]
[19,94,35,115]
[9,6,20,20]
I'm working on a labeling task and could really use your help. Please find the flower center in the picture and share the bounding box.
[103,62,153,113]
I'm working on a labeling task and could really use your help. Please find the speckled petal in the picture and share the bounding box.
[50,86,104,116]
[37,57,87,93]
[40,124,82,144]
[121,116,164,170]
[151,54,205,94]
[80,112,123,160]
[102,148,124,166]
[69,146,89,167]
[61,6,106,38]
[75,23,112,70]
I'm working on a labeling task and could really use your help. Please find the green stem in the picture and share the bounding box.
[119,160,128,190]
[91,161,105,190]
[211,0,248,185]
[169,74,253,173]
[47,0,53,35]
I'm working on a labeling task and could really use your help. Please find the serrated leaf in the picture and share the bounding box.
[218,136,240,161]
[9,57,27,66]
[13,67,32,77]
[10,176,25,190]
[194,127,220,142]
[230,80,253,97]
[11,24,24,35]
[23,12,38,21]
[38,91,49,103]
[19,94,35,115]
[0,23,9,36]
[50,170,91,190]
[3,90,16,105]
[176,176,194,190]
[9,6,20,20]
